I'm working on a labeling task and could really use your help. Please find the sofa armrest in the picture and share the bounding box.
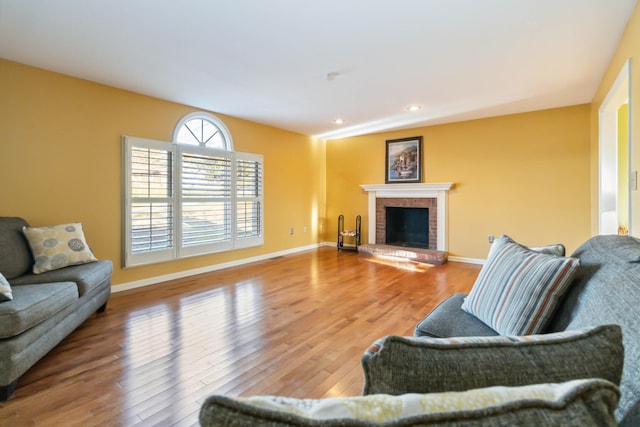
[361,324,623,396]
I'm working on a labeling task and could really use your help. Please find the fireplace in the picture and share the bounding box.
[360,183,453,252]
[385,207,430,249]
[377,197,437,250]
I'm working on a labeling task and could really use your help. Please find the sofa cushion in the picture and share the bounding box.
[200,379,619,427]
[0,282,78,338]
[362,325,622,397]
[0,273,13,301]
[0,217,33,280]
[22,222,97,274]
[621,399,640,427]
[414,293,499,338]
[461,235,580,335]
[10,260,113,297]
[549,234,640,422]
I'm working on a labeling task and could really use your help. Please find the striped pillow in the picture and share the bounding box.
[0,272,12,301]
[461,235,580,335]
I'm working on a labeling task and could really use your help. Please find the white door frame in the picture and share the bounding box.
[598,59,631,235]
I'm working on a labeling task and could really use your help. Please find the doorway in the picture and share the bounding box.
[599,59,632,236]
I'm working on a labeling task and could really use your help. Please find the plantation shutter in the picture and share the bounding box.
[236,153,263,246]
[124,137,176,267]
[179,147,233,256]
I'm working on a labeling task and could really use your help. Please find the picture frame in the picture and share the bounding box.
[385,136,423,184]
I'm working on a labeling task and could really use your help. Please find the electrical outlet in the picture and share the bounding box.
[290,227,294,235]
[303,226,307,233]
[488,235,495,243]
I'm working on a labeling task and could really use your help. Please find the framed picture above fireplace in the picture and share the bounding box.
[385,136,423,184]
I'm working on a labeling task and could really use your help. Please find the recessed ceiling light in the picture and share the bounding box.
[334,118,344,125]
[406,105,422,112]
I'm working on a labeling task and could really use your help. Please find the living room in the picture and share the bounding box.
[1,1,639,425]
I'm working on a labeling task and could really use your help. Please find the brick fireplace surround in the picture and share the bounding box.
[360,183,454,252]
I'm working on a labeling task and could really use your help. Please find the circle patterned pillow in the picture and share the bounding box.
[22,222,98,274]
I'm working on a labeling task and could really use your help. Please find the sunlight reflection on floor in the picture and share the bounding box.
[362,255,435,272]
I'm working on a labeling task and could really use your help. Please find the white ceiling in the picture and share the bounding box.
[0,0,636,139]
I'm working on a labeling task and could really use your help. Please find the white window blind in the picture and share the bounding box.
[123,136,263,267]
[130,146,173,253]
[179,148,233,257]
[236,154,263,244]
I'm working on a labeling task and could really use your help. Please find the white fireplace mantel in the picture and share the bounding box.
[360,183,454,251]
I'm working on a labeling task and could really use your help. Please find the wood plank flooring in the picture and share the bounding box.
[0,248,480,426]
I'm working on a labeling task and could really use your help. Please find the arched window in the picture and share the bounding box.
[122,112,263,267]
[173,112,233,150]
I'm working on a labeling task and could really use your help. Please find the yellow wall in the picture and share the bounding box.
[0,59,324,285]
[591,2,640,235]
[0,43,607,283]
[326,105,592,259]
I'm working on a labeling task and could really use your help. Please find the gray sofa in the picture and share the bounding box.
[410,234,639,424]
[200,234,640,426]
[0,217,112,401]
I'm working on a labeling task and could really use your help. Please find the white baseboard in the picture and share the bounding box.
[113,243,487,293]
[448,256,486,265]
[112,243,320,293]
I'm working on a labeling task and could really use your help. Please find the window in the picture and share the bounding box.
[123,113,263,267]
[174,111,233,150]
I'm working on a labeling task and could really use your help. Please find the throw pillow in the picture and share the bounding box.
[486,238,565,260]
[361,325,623,396]
[0,272,12,301]
[200,379,619,427]
[461,234,580,335]
[22,222,98,274]
[528,243,566,256]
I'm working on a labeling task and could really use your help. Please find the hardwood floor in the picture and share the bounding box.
[0,248,480,426]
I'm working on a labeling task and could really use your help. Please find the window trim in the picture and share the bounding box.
[173,112,234,151]
[122,137,177,267]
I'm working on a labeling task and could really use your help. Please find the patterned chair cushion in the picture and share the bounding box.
[199,379,619,427]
